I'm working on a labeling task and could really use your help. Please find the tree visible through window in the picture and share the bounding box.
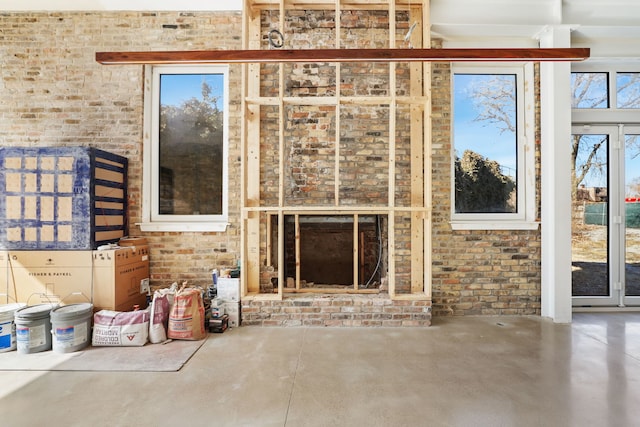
[142,64,229,231]
[571,72,640,200]
[159,73,224,215]
[453,73,518,214]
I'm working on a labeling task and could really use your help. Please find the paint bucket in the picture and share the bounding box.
[50,303,93,353]
[14,304,53,354]
[0,303,26,353]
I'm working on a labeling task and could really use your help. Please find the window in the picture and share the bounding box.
[450,63,537,230]
[617,73,640,109]
[571,66,640,124]
[141,65,229,232]
[571,72,609,109]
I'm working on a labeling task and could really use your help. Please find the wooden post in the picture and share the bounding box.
[295,214,301,290]
[353,214,359,291]
[422,0,432,299]
[409,5,425,294]
[243,3,263,294]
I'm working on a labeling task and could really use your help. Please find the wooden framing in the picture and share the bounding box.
[410,4,426,295]
[91,1,590,303]
[241,0,263,298]
[265,213,387,293]
[237,0,435,301]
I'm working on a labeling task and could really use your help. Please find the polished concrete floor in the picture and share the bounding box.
[1,313,640,426]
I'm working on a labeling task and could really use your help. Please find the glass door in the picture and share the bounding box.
[572,125,640,307]
[624,126,640,306]
[571,126,616,306]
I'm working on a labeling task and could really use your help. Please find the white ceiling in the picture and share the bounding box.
[430,0,640,60]
[3,0,639,60]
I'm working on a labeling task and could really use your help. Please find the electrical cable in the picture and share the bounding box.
[404,22,417,49]
[268,29,284,49]
[363,215,383,288]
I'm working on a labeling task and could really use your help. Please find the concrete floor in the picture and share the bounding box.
[1,313,640,427]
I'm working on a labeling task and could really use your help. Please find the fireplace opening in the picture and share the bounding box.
[270,215,385,290]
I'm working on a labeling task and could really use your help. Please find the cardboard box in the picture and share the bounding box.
[0,147,128,250]
[92,245,150,312]
[222,301,241,328]
[0,252,8,304]
[217,278,240,302]
[5,251,93,305]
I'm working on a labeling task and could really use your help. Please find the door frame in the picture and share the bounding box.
[571,124,640,307]
[623,125,640,306]
[571,125,619,307]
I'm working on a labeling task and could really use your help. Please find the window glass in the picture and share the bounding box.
[573,134,608,192]
[625,134,640,199]
[571,72,609,109]
[453,73,517,214]
[142,64,229,231]
[616,72,640,109]
[158,73,224,216]
[625,133,640,297]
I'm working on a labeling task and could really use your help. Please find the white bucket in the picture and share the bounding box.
[50,303,93,353]
[14,304,53,354]
[0,303,26,353]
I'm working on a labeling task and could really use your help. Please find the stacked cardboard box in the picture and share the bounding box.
[0,252,10,303]
[217,278,240,302]
[92,245,150,312]
[0,146,144,311]
[1,246,150,311]
[4,250,94,305]
[223,301,241,328]
[216,278,241,327]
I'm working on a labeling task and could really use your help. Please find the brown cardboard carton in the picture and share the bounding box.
[92,245,150,311]
[5,251,93,305]
[0,251,8,303]
[118,236,148,247]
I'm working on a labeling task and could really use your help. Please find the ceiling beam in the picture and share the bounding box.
[96,47,589,65]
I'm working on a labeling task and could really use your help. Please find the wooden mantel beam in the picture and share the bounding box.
[96,48,589,65]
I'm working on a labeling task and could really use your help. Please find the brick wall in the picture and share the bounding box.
[0,11,243,289]
[0,10,542,319]
[430,45,542,316]
[242,294,431,327]
[257,9,415,295]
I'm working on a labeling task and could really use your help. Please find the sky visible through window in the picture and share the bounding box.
[160,74,224,108]
[453,74,517,179]
[454,71,640,193]
[571,72,640,191]
[158,72,640,195]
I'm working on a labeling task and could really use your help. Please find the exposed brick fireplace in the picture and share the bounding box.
[242,294,432,327]
[276,215,384,290]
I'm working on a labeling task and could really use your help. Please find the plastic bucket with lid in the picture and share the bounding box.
[14,304,53,354]
[50,303,93,353]
[0,303,26,352]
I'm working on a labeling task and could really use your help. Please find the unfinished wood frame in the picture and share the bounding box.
[240,0,432,301]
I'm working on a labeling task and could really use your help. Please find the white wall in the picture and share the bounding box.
[0,0,241,11]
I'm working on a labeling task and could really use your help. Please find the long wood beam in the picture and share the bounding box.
[96,48,589,65]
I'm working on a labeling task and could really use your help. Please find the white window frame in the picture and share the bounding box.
[571,62,640,124]
[139,64,229,232]
[450,62,538,230]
